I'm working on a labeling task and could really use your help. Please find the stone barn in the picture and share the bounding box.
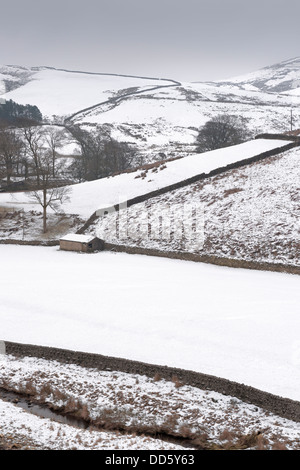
[60,233,104,253]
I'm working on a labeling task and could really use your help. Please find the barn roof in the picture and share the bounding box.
[60,233,97,243]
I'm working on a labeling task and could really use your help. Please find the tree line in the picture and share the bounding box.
[0,99,43,127]
[0,124,138,186]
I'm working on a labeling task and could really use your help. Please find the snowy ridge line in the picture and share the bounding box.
[32,65,181,83]
[5,340,300,424]
[103,243,300,275]
[77,139,299,234]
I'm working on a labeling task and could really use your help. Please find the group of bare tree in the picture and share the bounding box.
[0,122,138,232]
[0,125,71,232]
[66,124,137,181]
[0,126,68,186]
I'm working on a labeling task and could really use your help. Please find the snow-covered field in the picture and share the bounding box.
[1,245,299,402]
[0,138,292,217]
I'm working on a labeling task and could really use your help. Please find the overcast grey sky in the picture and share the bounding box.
[1,0,300,82]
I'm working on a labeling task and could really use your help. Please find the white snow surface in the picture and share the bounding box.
[1,245,299,402]
[0,139,292,217]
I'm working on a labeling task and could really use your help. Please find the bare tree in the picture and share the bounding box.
[23,126,45,186]
[43,127,66,177]
[196,114,251,153]
[0,127,23,184]
[29,151,71,233]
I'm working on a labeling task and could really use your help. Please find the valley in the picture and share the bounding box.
[0,57,299,451]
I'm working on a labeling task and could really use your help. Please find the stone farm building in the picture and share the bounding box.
[60,233,104,253]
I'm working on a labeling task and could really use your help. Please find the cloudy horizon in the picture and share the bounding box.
[1,0,300,82]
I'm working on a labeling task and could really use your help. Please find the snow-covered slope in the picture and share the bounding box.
[0,65,35,94]
[91,146,300,267]
[216,57,300,94]
[0,138,292,217]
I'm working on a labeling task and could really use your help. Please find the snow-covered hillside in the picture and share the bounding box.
[0,65,35,94]
[216,57,300,94]
[0,138,292,218]
[90,146,300,267]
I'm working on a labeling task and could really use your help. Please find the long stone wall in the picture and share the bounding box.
[255,133,300,142]
[0,239,59,246]
[0,238,298,275]
[104,243,300,275]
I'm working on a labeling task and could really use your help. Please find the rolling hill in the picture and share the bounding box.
[1,58,300,162]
